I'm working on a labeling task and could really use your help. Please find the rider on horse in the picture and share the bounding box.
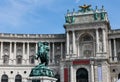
[36,42,49,66]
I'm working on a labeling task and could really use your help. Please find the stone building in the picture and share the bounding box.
[0,5,120,82]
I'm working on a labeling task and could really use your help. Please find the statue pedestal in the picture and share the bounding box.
[27,76,57,82]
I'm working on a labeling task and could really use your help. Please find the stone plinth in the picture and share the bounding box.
[27,76,57,82]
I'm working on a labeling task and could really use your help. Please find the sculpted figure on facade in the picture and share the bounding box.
[79,4,92,12]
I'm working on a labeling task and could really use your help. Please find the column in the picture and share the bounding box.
[27,42,30,64]
[9,42,12,56]
[109,39,112,62]
[23,42,25,56]
[113,39,117,62]
[91,61,95,82]
[23,42,25,64]
[27,42,29,56]
[77,42,80,57]
[0,42,3,59]
[9,42,12,64]
[66,31,69,55]
[96,29,99,53]
[70,65,74,82]
[48,42,51,64]
[102,29,107,52]
[60,64,64,82]
[52,42,55,63]
[35,42,38,64]
[94,65,98,82]
[35,42,38,53]
[72,30,76,55]
[61,42,63,59]
[14,42,16,64]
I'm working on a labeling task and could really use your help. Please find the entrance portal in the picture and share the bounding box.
[76,68,88,82]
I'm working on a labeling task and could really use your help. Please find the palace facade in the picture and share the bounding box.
[0,5,120,82]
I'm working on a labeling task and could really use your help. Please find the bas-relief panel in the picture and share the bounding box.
[75,15,94,24]
[66,22,104,31]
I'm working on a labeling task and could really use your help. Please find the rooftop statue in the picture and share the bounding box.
[29,42,54,77]
[79,4,92,12]
[65,16,75,24]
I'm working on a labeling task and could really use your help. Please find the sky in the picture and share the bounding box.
[0,0,119,34]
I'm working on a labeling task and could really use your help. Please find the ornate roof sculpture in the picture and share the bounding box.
[79,4,92,12]
[64,4,108,24]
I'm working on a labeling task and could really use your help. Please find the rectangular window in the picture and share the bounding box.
[17,56,22,64]
[3,55,9,64]
[29,56,35,64]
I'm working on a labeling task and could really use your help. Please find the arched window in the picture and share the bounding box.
[15,74,22,82]
[76,68,88,82]
[1,74,8,82]
[81,34,93,42]
[80,34,94,57]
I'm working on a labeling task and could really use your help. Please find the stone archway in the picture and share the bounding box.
[76,68,88,82]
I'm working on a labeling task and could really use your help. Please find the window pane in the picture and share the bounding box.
[15,75,22,82]
[3,56,9,64]
[1,74,8,82]
[16,56,22,64]
[29,56,35,64]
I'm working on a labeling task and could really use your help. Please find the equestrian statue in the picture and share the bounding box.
[29,42,54,77]
[36,42,49,66]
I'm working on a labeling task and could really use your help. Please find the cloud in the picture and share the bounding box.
[75,0,80,3]
[0,0,55,28]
